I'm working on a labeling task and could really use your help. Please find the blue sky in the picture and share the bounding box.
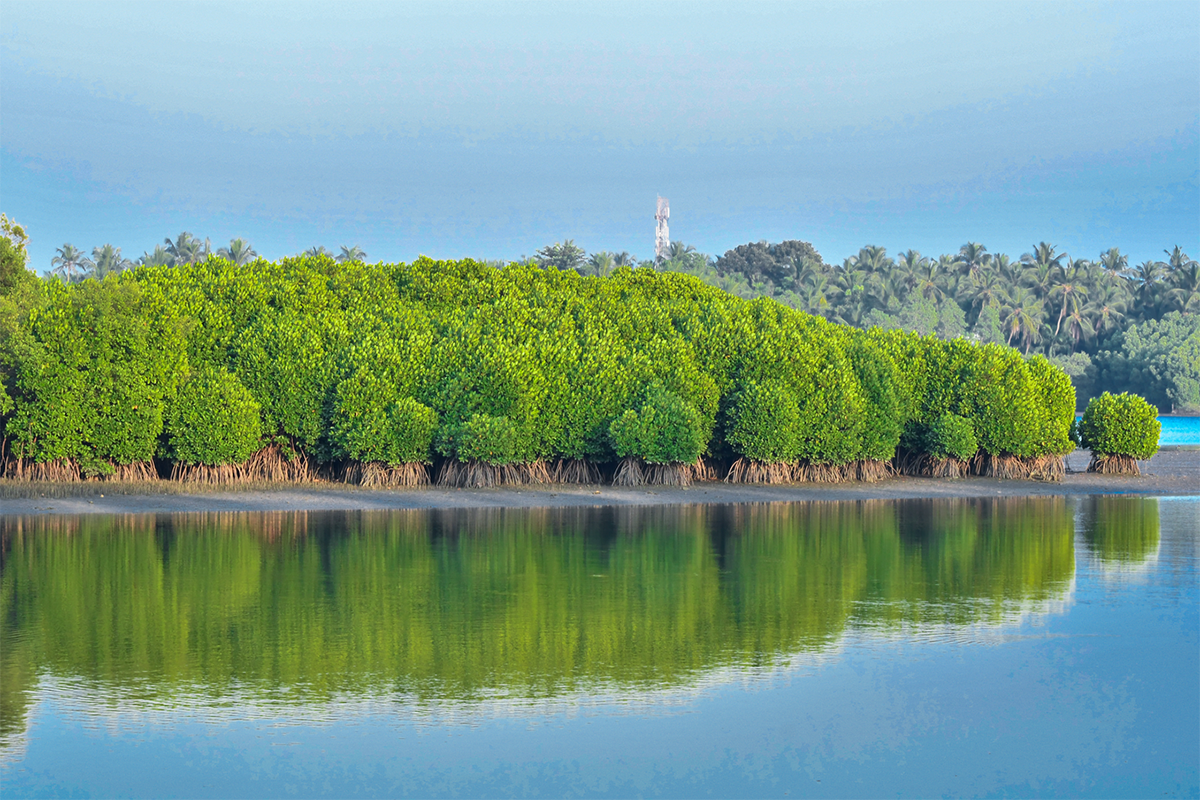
[2,0,1197,272]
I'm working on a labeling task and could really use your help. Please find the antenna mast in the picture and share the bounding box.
[655,196,669,263]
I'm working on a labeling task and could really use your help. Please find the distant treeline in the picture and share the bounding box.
[1,228,1077,485]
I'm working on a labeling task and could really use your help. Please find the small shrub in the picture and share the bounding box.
[166,366,262,465]
[924,414,978,460]
[1078,392,1160,463]
[725,380,799,462]
[609,384,706,464]
[331,372,437,464]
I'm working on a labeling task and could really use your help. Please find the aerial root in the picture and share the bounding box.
[436,459,551,488]
[344,461,430,487]
[170,462,250,484]
[245,444,313,482]
[1087,453,1141,476]
[3,458,81,482]
[969,453,1065,482]
[550,458,602,484]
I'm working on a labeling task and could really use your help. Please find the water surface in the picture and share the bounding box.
[2,498,1196,797]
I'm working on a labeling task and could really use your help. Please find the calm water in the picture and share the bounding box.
[1,498,1197,798]
[1160,416,1200,446]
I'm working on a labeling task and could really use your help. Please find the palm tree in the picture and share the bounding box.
[1062,306,1094,353]
[139,245,173,267]
[1086,282,1127,341]
[894,250,928,297]
[1098,247,1127,279]
[1049,256,1090,336]
[957,242,990,280]
[165,232,208,265]
[1021,242,1066,272]
[1130,260,1164,319]
[50,243,90,282]
[304,246,333,258]
[587,251,615,278]
[90,244,133,278]
[967,270,1005,317]
[1164,245,1195,274]
[612,252,635,268]
[913,257,947,302]
[337,245,367,263]
[992,253,1023,289]
[1002,287,1043,354]
[1166,258,1200,313]
[218,238,258,266]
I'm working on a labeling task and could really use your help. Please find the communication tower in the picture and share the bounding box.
[655,196,669,263]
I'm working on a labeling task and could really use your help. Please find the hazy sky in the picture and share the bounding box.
[2,0,1197,271]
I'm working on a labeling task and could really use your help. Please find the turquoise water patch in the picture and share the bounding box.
[1159,416,1200,446]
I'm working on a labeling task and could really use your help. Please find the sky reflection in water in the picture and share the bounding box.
[1,496,1196,798]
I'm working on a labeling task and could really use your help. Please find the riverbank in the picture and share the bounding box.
[2,448,1196,516]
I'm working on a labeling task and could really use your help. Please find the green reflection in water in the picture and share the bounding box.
[2,499,1077,747]
[1078,496,1161,567]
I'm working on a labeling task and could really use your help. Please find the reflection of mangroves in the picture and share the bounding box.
[1079,496,1160,566]
[1,500,1075,743]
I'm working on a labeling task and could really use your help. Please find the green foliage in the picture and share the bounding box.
[331,371,437,464]
[166,366,262,465]
[609,384,707,464]
[455,413,519,464]
[924,414,978,460]
[4,278,186,465]
[1077,392,1160,460]
[1,254,1081,473]
[725,380,800,462]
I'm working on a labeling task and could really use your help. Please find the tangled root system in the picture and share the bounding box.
[725,458,795,484]
[612,457,714,487]
[550,458,601,484]
[436,459,552,488]
[4,459,81,482]
[969,453,1065,482]
[102,461,159,482]
[170,462,249,484]
[891,451,968,479]
[1087,453,1141,476]
[245,444,313,482]
[344,461,430,487]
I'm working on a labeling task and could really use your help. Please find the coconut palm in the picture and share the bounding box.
[587,251,615,278]
[612,252,635,268]
[90,244,133,278]
[1130,260,1164,319]
[1050,257,1090,336]
[894,250,928,296]
[1002,287,1043,354]
[967,270,1005,317]
[304,246,333,258]
[337,245,367,263]
[139,245,173,267]
[1098,247,1127,279]
[1166,258,1200,313]
[1164,245,1196,274]
[50,243,91,283]
[1061,306,1094,353]
[165,232,209,265]
[218,238,258,266]
[992,253,1023,289]
[957,242,990,280]
[1086,282,1127,341]
[913,256,948,302]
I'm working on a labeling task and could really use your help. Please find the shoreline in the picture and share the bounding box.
[2,449,1196,516]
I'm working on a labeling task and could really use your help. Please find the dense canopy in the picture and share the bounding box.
[0,255,1077,483]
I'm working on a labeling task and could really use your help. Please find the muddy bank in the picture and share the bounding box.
[2,448,1196,517]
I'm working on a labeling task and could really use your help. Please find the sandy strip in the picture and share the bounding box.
[2,449,1196,517]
